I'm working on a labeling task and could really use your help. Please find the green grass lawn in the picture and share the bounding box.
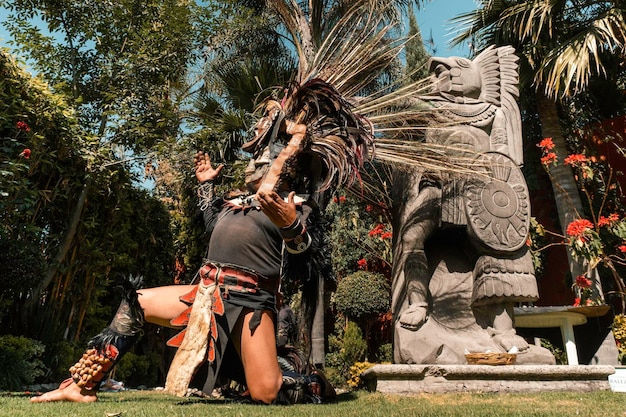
[2,389,624,417]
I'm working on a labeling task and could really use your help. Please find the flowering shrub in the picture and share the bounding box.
[537,137,557,166]
[16,120,30,132]
[537,137,626,310]
[326,192,392,278]
[347,361,375,388]
[572,275,597,306]
[613,314,626,364]
[566,218,603,267]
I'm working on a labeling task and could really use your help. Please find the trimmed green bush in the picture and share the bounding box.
[334,271,390,323]
[0,335,45,390]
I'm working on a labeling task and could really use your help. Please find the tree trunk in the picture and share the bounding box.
[310,275,325,368]
[535,91,602,297]
[42,182,89,292]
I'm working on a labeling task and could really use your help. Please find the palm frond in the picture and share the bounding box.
[538,9,626,97]
[303,2,407,97]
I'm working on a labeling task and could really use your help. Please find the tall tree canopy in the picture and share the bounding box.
[0,0,201,375]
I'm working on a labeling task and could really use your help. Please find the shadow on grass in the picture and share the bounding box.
[333,391,358,403]
[163,390,360,406]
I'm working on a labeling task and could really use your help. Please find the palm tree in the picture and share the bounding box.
[266,1,423,80]
[450,0,626,297]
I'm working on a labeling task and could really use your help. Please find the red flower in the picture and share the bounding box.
[598,214,620,227]
[566,219,594,237]
[19,148,31,159]
[366,205,372,212]
[619,245,626,253]
[16,121,30,132]
[564,154,587,166]
[540,152,557,165]
[573,298,581,307]
[368,224,384,237]
[357,258,367,269]
[339,196,346,203]
[574,275,592,289]
[537,138,555,150]
[381,232,392,240]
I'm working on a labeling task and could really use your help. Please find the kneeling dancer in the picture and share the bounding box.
[32,81,371,405]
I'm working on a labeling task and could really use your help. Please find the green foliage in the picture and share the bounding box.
[0,237,45,332]
[326,193,392,278]
[527,217,546,278]
[335,271,390,324]
[325,320,367,387]
[405,5,430,81]
[377,343,393,363]
[0,335,45,390]
[115,351,162,389]
[613,314,626,365]
[42,340,81,383]
[0,47,175,362]
[0,49,83,241]
[540,338,567,365]
[451,1,625,99]
[341,321,368,365]
[3,0,198,152]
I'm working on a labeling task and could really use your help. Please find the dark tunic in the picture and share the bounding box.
[198,196,310,393]
[208,206,283,279]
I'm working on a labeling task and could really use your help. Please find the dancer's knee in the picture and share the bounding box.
[247,373,282,404]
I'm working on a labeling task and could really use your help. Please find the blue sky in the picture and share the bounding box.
[416,0,476,56]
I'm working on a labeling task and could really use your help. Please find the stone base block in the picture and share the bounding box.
[361,364,615,394]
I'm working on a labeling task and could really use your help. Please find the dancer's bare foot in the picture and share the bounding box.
[30,378,97,403]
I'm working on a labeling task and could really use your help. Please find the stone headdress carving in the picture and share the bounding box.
[475,45,523,165]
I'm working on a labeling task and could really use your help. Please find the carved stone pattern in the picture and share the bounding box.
[465,153,529,252]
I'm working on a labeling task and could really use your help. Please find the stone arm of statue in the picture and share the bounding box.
[399,293,429,331]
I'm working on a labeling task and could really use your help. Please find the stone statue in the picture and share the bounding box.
[391,46,554,365]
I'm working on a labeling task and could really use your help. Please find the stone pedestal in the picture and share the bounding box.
[361,364,615,394]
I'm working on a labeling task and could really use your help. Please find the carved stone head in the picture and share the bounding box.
[426,57,482,104]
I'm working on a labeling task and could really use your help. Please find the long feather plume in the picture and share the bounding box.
[262,0,482,190]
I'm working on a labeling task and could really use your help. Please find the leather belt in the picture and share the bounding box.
[199,262,279,294]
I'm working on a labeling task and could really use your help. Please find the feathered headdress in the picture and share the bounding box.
[252,1,478,207]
